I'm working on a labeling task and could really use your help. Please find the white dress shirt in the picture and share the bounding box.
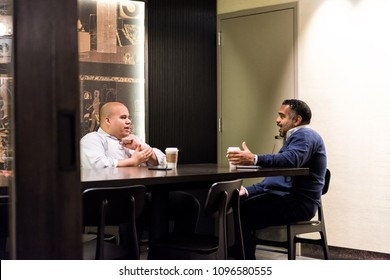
[80,128,166,169]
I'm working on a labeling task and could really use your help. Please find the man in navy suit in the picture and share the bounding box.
[227,99,327,259]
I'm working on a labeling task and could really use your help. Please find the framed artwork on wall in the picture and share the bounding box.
[78,0,146,140]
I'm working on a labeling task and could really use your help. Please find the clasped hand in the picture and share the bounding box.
[121,135,154,164]
[120,134,140,150]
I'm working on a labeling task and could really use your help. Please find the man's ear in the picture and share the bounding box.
[294,115,303,126]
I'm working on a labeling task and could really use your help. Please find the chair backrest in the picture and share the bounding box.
[203,179,243,259]
[318,169,331,223]
[82,185,147,259]
[204,179,243,216]
[322,169,331,195]
[82,185,146,226]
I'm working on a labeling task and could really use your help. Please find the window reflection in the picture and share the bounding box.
[0,0,13,260]
[0,4,13,175]
[78,0,146,140]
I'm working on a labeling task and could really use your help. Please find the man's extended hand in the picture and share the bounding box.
[226,141,256,165]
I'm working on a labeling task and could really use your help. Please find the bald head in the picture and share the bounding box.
[99,102,115,123]
[99,102,132,139]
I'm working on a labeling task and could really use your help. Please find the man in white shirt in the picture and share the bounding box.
[81,101,165,168]
[80,101,200,238]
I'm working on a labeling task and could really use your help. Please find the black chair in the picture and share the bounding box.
[147,179,245,260]
[82,185,146,260]
[254,169,331,260]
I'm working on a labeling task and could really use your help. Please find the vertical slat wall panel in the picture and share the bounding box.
[148,0,217,163]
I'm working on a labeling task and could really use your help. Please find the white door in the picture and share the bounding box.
[218,4,297,184]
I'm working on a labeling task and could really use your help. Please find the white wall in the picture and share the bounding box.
[218,0,390,254]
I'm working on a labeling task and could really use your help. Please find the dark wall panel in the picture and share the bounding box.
[14,0,81,259]
[148,0,217,163]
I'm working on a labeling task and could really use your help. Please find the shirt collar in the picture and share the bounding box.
[97,127,119,141]
[286,125,309,140]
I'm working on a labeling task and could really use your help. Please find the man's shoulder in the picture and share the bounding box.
[298,126,321,135]
[293,127,324,142]
[81,130,106,143]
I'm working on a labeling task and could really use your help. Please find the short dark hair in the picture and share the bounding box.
[282,99,312,124]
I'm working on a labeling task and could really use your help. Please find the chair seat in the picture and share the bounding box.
[82,234,97,243]
[83,240,129,260]
[82,232,117,243]
[291,220,322,227]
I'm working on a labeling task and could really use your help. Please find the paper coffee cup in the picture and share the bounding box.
[165,147,179,168]
[227,147,240,169]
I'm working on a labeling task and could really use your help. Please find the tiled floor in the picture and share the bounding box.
[255,247,314,260]
[140,245,315,260]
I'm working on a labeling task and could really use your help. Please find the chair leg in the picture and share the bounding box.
[231,192,245,260]
[287,227,296,260]
[216,193,228,260]
[96,200,108,259]
[320,231,330,260]
[287,242,296,260]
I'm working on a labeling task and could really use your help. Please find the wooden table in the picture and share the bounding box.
[81,163,309,189]
[81,163,309,239]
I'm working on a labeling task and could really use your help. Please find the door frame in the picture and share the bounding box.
[217,2,298,165]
